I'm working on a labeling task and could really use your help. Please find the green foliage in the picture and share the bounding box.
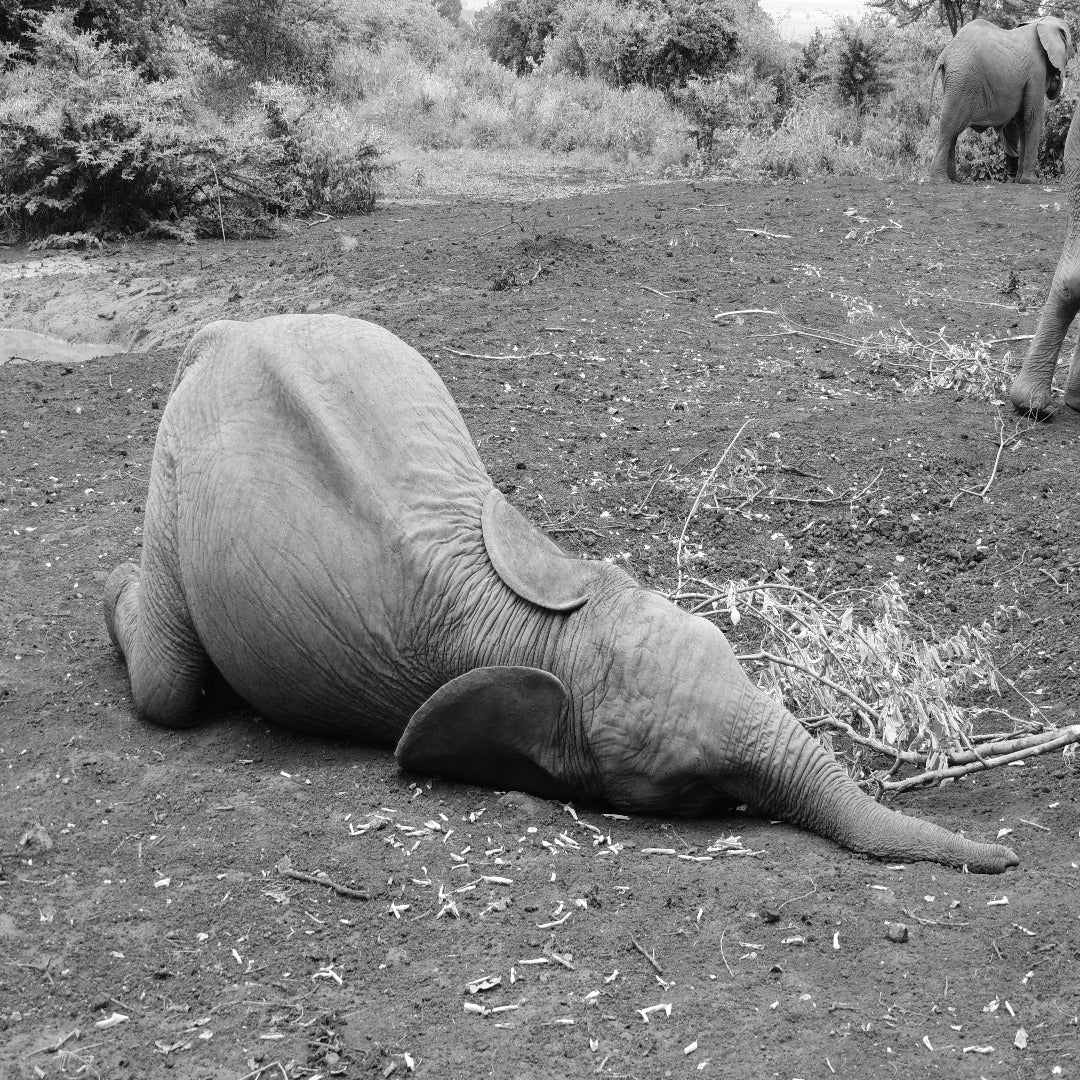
[475,0,560,75]
[674,573,1010,786]
[868,0,1038,35]
[0,11,382,241]
[184,0,348,83]
[833,18,893,112]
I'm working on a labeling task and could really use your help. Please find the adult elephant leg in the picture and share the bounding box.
[104,429,211,727]
[1011,111,1080,416]
[1063,336,1080,413]
[1015,97,1044,184]
[930,123,961,182]
[1000,119,1021,179]
[1010,253,1080,417]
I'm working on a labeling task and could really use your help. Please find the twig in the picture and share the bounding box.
[713,308,781,321]
[718,927,734,978]
[442,347,552,361]
[675,420,751,589]
[639,284,675,299]
[280,866,369,900]
[29,1030,81,1055]
[777,876,818,911]
[949,412,1026,507]
[629,934,663,976]
[209,160,226,243]
[735,227,792,239]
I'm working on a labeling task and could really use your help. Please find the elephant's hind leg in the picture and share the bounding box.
[104,438,211,728]
[105,558,212,727]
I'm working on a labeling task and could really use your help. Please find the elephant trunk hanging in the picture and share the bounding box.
[105,314,1019,874]
[930,17,1075,184]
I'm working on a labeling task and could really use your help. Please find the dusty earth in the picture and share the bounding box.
[2,172,1080,1080]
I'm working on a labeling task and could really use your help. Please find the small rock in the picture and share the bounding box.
[885,922,909,943]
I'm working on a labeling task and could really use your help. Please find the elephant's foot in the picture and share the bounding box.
[1009,374,1056,419]
[1015,174,1039,185]
[1065,391,1080,414]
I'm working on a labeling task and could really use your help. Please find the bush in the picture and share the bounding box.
[832,17,893,112]
[476,0,560,75]
[0,12,382,240]
[184,0,348,83]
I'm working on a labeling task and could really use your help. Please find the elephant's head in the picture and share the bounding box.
[1035,16,1074,99]
[397,494,1019,874]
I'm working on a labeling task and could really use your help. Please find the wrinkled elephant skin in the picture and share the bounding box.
[105,315,1019,873]
[1011,109,1080,417]
[930,18,1074,184]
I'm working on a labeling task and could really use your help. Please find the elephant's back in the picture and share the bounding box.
[161,314,493,737]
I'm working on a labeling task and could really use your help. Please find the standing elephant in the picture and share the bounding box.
[105,315,1018,873]
[930,17,1074,184]
[1011,106,1080,417]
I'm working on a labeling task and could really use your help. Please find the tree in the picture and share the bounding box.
[184,0,347,82]
[1,0,180,68]
[475,0,560,74]
[868,0,1038,35]
[434,0,461,23]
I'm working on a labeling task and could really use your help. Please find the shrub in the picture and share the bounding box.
[0,12,382,240]
[184,0,348,84]
[832,17,893,112]
[476,0,560,75]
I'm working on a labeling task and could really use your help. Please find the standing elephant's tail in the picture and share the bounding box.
[728,692,1018,873]
[928,51,947,115]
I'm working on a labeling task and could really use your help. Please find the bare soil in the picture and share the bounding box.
[2,174,1079,1080]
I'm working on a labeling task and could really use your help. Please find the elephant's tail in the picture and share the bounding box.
[928,53,946,114]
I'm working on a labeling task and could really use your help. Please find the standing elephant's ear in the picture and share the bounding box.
[1038,18,1073,82]
[395,667,577,800]
[482,489,599,611]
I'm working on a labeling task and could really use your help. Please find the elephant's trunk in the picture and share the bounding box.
[725,688,1018,873]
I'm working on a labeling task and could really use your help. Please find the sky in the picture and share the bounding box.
[460,0,869,42]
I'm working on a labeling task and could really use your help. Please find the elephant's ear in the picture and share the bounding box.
[395,667,576,799]
[1038,18,1072,79]
[482,489,598,612]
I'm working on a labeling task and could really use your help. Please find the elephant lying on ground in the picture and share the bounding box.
[929,17,1074,184]
[1011,107,1080,417]
[105,315,1018,873]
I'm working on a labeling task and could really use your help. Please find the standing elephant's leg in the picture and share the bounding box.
[1015,95,1045,184]
[1011,110,1080,416]
[1000,118,1021,179]
[1063,336,1080,413]
[1010,245,1080,416]
[930,119,962,182]
[104,428,211,726]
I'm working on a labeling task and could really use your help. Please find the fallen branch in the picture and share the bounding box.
[29,1030,81,1056]
[442,347,552,361]
[675,420,751,590]
[630,934,663,975]
[279,864,370,900]
[882,725,1080,792]
[735,227,792,239]
[950,411,1030,507]
[713,308,781,321]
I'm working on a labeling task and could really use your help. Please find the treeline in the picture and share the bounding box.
[0,0,1075,246]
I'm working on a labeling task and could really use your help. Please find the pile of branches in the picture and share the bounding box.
[672,573,1080,792]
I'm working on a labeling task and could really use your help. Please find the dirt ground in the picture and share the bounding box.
[2,172,1079,1080]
